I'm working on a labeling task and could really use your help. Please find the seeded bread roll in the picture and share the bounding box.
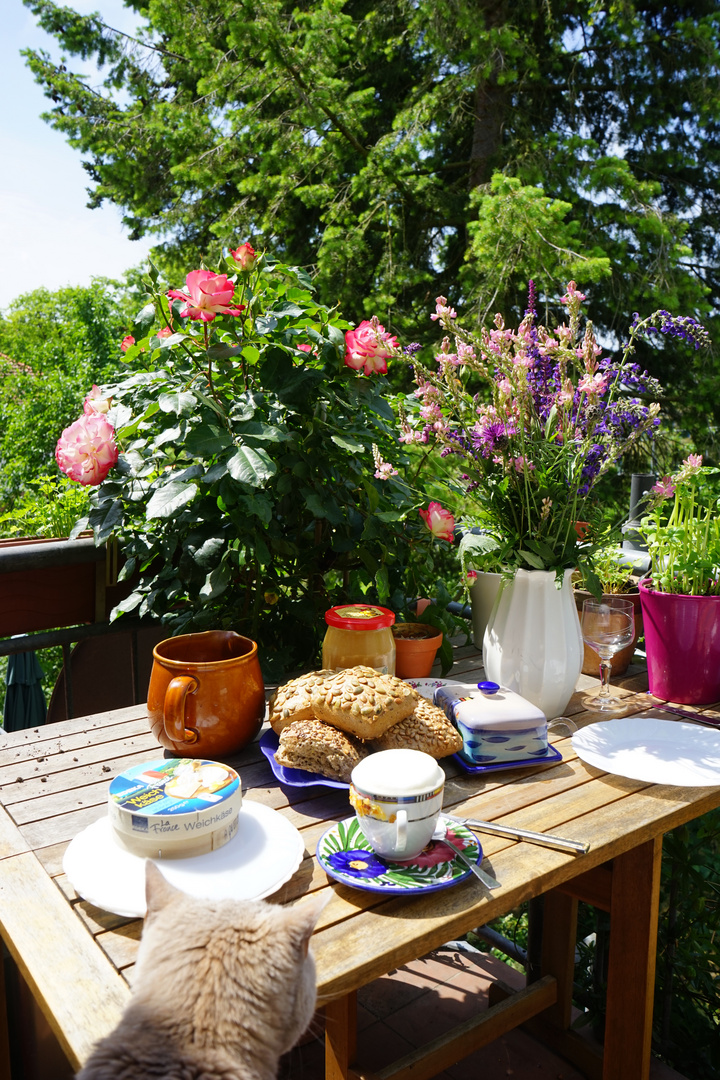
[372,697,463,758]
[274,718,369,782]
[311,666,419,740]
[268,670,337,733]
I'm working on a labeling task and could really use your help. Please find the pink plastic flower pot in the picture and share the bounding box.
[639,579,720,704]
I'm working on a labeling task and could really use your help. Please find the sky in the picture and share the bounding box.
[1,0,156,312]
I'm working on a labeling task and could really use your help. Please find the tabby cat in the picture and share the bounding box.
[77,862,326,1079]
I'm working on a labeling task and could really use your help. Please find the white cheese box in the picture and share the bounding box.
[108,758,243,859]
[433,683,549,765]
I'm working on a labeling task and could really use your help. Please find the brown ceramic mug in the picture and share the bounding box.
[147,631,265,758]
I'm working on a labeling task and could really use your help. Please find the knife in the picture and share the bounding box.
[440,832,501,889]
[653,704,720,729]
[445,814,590,855]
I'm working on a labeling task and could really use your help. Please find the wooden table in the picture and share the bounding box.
[1,642,719,1080]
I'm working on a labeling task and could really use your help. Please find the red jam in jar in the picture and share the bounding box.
[322,604,396,675]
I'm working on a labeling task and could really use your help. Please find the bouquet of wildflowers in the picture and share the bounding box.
[636,456,720,596]
[385,283,709,581]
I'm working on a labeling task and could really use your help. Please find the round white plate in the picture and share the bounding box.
[572,718,720,786]
[63,800,305,918]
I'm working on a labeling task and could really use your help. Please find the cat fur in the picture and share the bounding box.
[77,861,326,1080]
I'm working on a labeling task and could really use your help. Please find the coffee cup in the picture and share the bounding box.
[147,630,265,758]
[349,749,445,860]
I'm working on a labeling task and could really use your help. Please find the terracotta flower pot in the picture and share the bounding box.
[392,623,443,679]
[574,588,643,677]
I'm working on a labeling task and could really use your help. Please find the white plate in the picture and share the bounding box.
[572,718,720,786]
[403,678,479,700]
[63,800,305,918]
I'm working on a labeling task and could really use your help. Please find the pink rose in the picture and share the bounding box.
[55,414,119,486]
[344,318,398,376]
[167,270,245,322]
[120,335,135,352]
[419,502,455,542]
[229,242,257,271]
[297,343,312,353]
[83,385,112,416]
[157,326,173,339]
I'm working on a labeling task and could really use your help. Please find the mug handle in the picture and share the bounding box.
[395,809,408,853]
[549,716,577,737]
[164,675,200,745]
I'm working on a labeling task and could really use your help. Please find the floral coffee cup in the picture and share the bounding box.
[349,749,445,860]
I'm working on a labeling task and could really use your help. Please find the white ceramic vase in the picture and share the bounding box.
[482,568,583,719]
[468,571,503,649]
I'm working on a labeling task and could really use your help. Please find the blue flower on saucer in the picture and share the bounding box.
[327,848,386,879]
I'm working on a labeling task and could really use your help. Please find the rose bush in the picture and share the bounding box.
[60,249,456,679]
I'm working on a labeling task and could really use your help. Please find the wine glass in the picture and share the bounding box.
[581,597,635,711]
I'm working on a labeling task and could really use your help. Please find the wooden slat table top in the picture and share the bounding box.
[1,644,719,1071]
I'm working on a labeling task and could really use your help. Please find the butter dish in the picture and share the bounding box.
[433,682,550,765]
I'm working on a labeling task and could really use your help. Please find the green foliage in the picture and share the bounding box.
[84,252,446,681]
[655,812,720,1077]
[574,814,720,1079]
[636,461,720,595]
[0,475,90,539]
[20,0,720,448]
[0,281,136,508]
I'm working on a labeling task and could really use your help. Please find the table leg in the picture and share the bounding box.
[603,836,662,1080]
[325,992,357,1080]
[0,948,11,1080]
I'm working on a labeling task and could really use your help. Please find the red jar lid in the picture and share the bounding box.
[325,604,396,631]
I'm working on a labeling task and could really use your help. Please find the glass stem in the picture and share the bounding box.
[598,656,613,698]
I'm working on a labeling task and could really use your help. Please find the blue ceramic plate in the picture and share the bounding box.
[452,743,563,775]
[259,729,349,790]
[316,815,482,894]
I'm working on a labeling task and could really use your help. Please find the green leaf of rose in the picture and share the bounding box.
[207,343,243,359]
[238,492,273,524]
[227,446,277,486]
[158,391,197,416]
[146,481,197,518]
[331,433,365,453]
[133,302,156,335]
[185,424,233,457]
[304,491,344,523]
[270,301,304,318]
[255,314,278,334]
[200,562,231,599]
[191,536,226,567]
[235,421,290,443]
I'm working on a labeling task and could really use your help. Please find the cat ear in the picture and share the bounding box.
[144,861,184,920]
[285,892,331,954]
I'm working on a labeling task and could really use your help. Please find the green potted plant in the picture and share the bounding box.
[572,543,645,676]
[635,455,720,704]
[52,247,443,683]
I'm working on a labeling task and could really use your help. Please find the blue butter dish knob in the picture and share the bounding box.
[477,681,500,695]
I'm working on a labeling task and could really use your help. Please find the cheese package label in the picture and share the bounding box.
[108,759,243,857]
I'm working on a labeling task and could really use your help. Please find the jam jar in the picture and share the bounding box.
[322,604,396,674]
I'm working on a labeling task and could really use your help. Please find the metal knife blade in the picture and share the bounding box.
[654,705,720,729]
[441,832,501,889]
[446,814,589,855]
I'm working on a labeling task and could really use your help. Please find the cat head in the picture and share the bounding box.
[130,862,328,1062]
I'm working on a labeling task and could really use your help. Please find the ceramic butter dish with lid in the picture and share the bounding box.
[433,682,549,765]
